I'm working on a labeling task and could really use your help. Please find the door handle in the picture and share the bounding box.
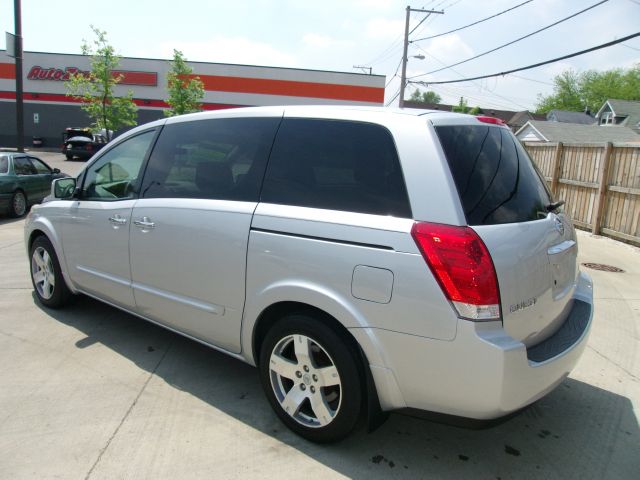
[108,214,128,225]
[133,217,155,229]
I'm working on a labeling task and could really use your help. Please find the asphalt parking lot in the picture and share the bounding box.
[1,152,639,479]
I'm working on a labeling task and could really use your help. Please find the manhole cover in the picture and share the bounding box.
[581,263,625,273]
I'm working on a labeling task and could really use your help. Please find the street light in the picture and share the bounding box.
[398,5,443,108]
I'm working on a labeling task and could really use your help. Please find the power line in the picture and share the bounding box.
[409,31,640,86]
[412,0,533,42]
[413,44,531,109]
[620,42,640,52]
[386,58,403,87]
[386,89,401,106]
[410,0,609,79]
[509,74,555,86]
[409,12,433,35]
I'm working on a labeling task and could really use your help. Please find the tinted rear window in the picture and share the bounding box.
[261,119,412,218]
[435,125,551,225]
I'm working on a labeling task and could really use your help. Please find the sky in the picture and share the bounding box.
[1,0,639,111]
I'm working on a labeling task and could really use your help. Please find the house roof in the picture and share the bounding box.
[547,110,596,125]
[403,101,546,127]
[596,99,640,129]
[403,102,518,121]
[508,110,545,126]
[516,120,640,143]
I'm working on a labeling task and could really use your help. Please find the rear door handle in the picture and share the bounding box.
[108,214,127,226]
[133,217,155,229]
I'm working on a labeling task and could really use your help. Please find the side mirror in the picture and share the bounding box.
[52,177,77,199]
[52,168,61,174]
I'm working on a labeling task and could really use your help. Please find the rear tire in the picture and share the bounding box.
[9,190,27,217]
[30,236,72,309]
[259,313,363,443]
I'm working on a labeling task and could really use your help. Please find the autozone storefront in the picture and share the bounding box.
[0,50,385,148]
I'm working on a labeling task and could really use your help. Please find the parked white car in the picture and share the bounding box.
[25,106,593,442]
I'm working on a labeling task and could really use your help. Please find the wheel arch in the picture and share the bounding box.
[249,300,389,431]
[26,221,77,294]
[251,301,362,367]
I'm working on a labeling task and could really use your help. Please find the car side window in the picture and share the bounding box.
[0,156,9,174]
[29,157,52,175]
[13,157,37,175]
[81,130,155,201]
[261,118,412,218]
[140,117,280,202]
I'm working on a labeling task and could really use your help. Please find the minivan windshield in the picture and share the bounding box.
[435,125,552,225]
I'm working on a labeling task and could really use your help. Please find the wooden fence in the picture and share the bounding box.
[524,142,640,245]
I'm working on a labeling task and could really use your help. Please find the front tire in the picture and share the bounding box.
[30,236,71,309]
[10,190,27,217]
[259,313,363,443]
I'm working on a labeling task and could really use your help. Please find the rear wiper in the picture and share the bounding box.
[545,200,565,212]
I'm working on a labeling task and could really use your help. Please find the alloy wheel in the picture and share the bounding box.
[31,246,56,300]
[269,334,342,428]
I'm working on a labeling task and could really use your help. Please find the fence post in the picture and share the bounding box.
[550,142,563,197]
[592,142,614,235]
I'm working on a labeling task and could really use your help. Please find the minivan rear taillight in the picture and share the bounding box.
[411,222,501,321]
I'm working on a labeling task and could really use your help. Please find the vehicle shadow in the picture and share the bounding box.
[35,294,639,479]
[0,216,26,225]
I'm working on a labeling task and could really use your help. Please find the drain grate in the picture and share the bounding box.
[581,263,625,273]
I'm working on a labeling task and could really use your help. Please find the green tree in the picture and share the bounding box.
[65,26,137,141]
[452,96,470,113]
[409,89,442,104]
[535,65,640,114]
[164,49,205,117]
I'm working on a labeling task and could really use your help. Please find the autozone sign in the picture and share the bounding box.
[27,66,88,81]
[26,65,158,86]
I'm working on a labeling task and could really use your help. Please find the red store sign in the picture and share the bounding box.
[26,65,158,86]
[27,65,87,81]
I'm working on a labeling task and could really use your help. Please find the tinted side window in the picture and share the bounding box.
[435,125,552,225]
[141,117,280,201]
[30,157,52,174]
[0,156,8,174]
[14,157,36,175]
[82,130,155,201]
[261,119,412,218]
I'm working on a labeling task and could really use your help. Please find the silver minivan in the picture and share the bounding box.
[25,106,593,442]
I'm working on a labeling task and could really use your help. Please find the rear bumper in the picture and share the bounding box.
[353,271,594,419]
[65,149,93,159]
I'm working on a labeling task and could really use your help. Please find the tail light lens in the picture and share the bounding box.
[85,144,93,151]
[411,222,501,321]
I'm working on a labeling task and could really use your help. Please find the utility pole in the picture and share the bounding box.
[14,0,24,152]
[399,5,443,108]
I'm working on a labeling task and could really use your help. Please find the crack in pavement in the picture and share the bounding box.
[588,345,639,382]
[84,340,173,480]
[0,240,24,250]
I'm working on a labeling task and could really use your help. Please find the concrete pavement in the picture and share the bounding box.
[0,201,638,478]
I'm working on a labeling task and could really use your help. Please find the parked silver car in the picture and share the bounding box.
[24,106,593,442]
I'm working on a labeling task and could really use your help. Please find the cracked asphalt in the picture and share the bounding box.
[0,152,638,479]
